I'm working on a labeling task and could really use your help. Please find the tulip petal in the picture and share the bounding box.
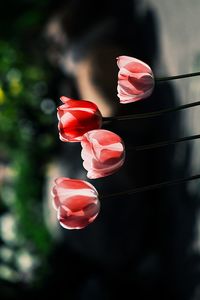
[81,129,125,179]
[117,56,151,72]
[51,178,100,229]
[58,199,100,229]
[117,56,154,103]
[57,98,102,142]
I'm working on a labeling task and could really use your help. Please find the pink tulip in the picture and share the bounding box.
[117,56,154,104]
[51,177,100,229]
[57,96,102,142]
[81,129,125,179]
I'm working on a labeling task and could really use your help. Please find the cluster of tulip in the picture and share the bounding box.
[57,96,125,179]
[51,56,155,230]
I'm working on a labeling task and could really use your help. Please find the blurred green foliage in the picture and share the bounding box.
[0,0,60,291]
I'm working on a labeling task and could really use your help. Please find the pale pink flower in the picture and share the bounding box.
[51,177,100,229]
[117,56,154,103]
[81,129,125,179]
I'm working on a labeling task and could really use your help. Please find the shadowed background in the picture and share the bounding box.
[0,0,200,299]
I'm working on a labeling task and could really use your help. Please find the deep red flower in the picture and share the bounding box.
[117,56,154,103]
[57,96,102,142]
[51,177,100,229]
[81,129,125,179]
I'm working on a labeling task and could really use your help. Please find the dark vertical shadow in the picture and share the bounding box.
[38,1,200,300]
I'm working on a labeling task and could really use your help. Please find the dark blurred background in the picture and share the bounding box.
[1,0,200,299]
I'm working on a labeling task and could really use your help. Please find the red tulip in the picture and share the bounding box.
[117,56,154,104]
[51,177,100,229]
[57,96,102,142]
[81,129,125,179]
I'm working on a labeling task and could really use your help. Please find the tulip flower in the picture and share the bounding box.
[57,96,102,142]
[51,177,100,229]
[117,56,154,104]
[81,129,125,179]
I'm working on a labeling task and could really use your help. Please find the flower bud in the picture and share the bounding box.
[117,56,154,103]
[81,129,125,179]
[52,177,100,229]
[57,96,102,142]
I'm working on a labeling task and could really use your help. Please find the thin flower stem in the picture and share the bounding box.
[128,134,200,151]
[103,100,200,122]
[156,71,200,82]
[101,174,200,199]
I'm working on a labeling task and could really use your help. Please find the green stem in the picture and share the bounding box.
[156,71,200,82]
[103,100,200,122]
[101,174,200,199]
